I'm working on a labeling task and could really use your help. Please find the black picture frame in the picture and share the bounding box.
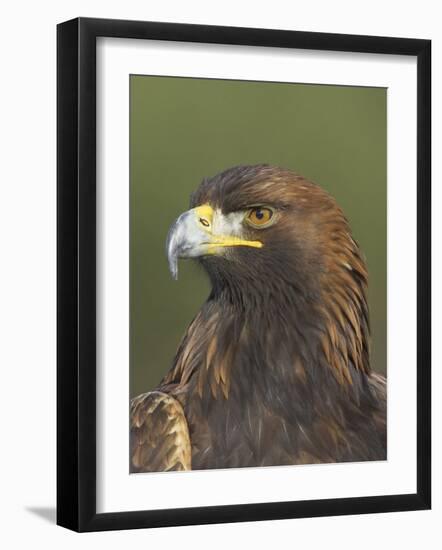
[57,17,431,532]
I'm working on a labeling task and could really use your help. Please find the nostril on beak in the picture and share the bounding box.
[199,218,210,228]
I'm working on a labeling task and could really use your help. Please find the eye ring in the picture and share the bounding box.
[245,206,275,229]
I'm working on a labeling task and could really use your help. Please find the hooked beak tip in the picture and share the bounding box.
[169,261,178,280]
[166,244,179,280]
[166,222,180,280]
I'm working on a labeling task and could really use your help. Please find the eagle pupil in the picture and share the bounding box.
[255,209,264,220]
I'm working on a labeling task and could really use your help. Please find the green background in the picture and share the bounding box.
[130,75,387,398]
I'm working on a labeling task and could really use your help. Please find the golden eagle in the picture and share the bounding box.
[130,165,386,472]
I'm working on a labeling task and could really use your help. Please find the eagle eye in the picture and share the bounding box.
[245,206,274,228]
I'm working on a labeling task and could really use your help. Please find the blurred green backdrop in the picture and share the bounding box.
[130,75,386,398]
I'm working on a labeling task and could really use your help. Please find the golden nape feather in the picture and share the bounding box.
[130,164,387,473]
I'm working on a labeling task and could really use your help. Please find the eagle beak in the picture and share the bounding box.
[166,204,262,279]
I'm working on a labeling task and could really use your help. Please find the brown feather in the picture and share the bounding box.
[130,391,191,472]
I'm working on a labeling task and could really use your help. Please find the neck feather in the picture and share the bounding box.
[164,265,371,406]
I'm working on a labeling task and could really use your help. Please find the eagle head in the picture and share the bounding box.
[167,164,367,314]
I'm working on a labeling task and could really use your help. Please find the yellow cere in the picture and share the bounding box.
[194,204,214,230]
[194,204,263,252]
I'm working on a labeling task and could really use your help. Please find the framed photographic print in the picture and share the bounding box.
[57,17,431,532]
